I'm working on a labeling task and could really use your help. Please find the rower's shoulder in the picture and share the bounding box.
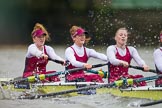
[106,45,117,53]
[107,45,115,49]
[127,46,136,50]
[28,44,36,50]
[153,48,161,54]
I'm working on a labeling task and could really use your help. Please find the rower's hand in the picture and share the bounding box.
[83,63,92,70]
[120,61,129,67]
[143,64,149,72]
[42,54,48,60]
[62,60,70,67]
[62,60,66,66]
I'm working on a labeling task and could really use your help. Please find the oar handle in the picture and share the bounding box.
[67,67,86,73]
[48,58,70,66]
[129,65,144,70]
[92,63,108,68]
[48,58,64,65]
[129,65,156,73]
[149,69,157,73]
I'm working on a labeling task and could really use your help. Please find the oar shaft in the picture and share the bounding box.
[19,83,115,99]
[92,63,108,68]
[66,63,108,74]
[129,65,156,73]
[10,63,108,83]
[48,58,64,65]
[140,99,162,107]
[51,59,64,65]
[134,74,162,83]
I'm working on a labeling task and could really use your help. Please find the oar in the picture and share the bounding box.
[86,70,108,78]
[48,58,70,67]
[20,74,162,99]
[9,62,109,83]
[2,59,68,83]
[19,81,116,99]
[49,58,64,65]
[139,99,162,107]
[129,65,156,73]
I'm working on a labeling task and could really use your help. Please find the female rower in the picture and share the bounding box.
[106,27,149,86]
[153,30,162,87]
[65,25,107,83]
[23,23,65,82]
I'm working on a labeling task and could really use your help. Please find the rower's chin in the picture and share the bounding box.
[80,41,85,44]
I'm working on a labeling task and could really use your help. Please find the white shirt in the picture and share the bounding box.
[106,45,145,66]
[26,44,64,61]
[65,44,107,67]
[153,47,162,72]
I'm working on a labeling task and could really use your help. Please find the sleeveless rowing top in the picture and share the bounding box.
[23,46,48,77]
[109,46,132,82]
[67,46,88,74]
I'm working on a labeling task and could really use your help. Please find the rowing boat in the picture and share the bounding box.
[1,78,162,100]
[32,83,162,100]
[0,80,109,98]
[0,65,161,100]
[108,86,162,100]
[33,82,162,100]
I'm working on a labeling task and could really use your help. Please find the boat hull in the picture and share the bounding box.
[37,83,162,100]
[1,80,162,100]
[107,86,162,100]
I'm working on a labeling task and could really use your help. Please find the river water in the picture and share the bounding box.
[0,45,161,108]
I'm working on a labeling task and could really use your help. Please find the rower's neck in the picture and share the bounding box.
[36,45,44,51]
[116,44,126,49]
[74,43,83,48]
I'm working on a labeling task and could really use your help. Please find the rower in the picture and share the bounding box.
[65,25,108,83]
[106,27,150,86]
[22,23,66,82]
[153,30,162,87]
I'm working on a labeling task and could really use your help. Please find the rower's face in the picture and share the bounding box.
[115,29,128,45]
[33,35,46,47]
[73,34,86,46]
[160,38,162,43]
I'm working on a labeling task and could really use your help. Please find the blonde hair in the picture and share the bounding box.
[70,25,91,43]
[70,25,80,36]
[31,23,50,41]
